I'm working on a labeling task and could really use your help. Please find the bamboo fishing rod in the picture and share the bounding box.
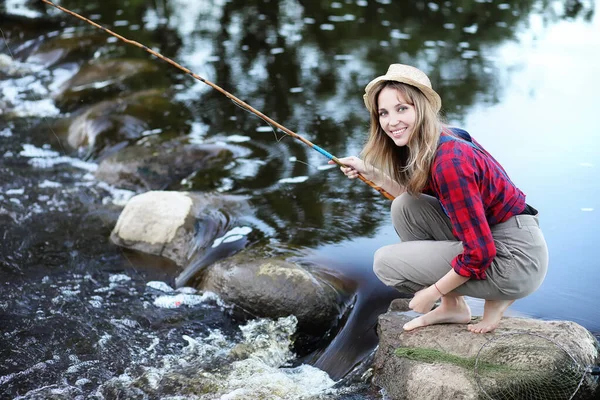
[41,0,395,201]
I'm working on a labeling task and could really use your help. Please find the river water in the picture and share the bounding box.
[1,0,598,399]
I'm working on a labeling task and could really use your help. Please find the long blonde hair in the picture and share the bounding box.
[362,81,442,195]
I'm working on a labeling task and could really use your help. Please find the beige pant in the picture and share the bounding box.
[373,193,548,300]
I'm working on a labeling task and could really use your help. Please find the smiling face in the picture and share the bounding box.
[377,86,416,147]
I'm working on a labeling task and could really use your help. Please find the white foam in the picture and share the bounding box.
[153,291,221,309]
[146,281,174,293]
[97,333,112,349]
[109,274,131,283]
[20,144,98,172]
[12,99,60,118]
[176,287,198,294]
[97,181,136,206]
[66,360,100,374]
[38,180,62,188]
[20,144,59,158]
[75,378,92,387]
[0,128,12,137]
[110,318,139,328]
[88,300,102,308]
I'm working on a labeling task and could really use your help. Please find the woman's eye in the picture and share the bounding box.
[398,106,407,112]
[379,111,387,117]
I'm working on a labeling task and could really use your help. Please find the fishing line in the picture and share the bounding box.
[40,0,395,200]
[228,97,286,143]
[228,97,325,171]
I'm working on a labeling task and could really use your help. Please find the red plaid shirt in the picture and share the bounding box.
[424,128,527,279]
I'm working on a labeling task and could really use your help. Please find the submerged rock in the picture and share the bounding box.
[95,137,232,191]
[63,89,192,157]
[373,301,600,400]
[110,191,250,267]
[53,58,168,110]
[197,247,348,336]
[27,32,108,67]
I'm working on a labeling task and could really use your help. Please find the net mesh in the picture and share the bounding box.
[475,333,593,400]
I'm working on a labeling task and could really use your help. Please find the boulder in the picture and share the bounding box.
[95,138,232,191]
[110,191,249,266]
[64,89,192,157]
[53,58,169,110]
[26,32,108,67]
[373,301,599,400]
[197,247,347,335]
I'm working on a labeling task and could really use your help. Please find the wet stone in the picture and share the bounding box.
[373,315,600,400]
[26,32,109,67]
[94,137,233,191]
[198,246,347,336]
[60,89,192,158]
[110,191,251,267]
[53,58,169,111]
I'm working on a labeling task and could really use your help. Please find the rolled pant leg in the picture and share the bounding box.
[374,240,463,294]
[373,194,548,300]
[374,193,461,293]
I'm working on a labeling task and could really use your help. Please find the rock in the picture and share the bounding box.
[53,58,169,110]
[27,32,108,67]
[197,247,347,335]
[373,313,599,400]
[95,137,232,191]
[63,89,192,157]
[110,191,249,266]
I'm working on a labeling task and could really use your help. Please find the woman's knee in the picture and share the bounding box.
[373,246,406,286]
[390,192,416,222]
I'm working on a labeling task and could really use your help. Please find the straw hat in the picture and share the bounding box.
[363,64,442,113]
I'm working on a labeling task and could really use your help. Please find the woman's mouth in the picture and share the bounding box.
[390,127,407,137]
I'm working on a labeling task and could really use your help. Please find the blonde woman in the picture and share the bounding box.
[332,64,548,333]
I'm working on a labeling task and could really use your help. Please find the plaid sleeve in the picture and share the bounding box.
[432,156,496,280]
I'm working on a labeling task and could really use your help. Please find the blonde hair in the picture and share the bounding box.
[362,81,442,195]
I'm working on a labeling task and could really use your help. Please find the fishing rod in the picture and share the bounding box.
[40,0,395,201]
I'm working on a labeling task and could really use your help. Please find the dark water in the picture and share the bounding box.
[1,0,598,398]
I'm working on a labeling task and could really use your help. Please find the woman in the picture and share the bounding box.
[333,64,548,333]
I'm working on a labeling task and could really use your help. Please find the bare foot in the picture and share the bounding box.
[403,296,471,331]
[468,299,515,334]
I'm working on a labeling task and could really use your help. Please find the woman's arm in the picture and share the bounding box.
[329,156,406,197]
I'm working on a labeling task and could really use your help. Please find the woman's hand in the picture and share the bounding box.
[328,156,368,180]
[408,286,442,314]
